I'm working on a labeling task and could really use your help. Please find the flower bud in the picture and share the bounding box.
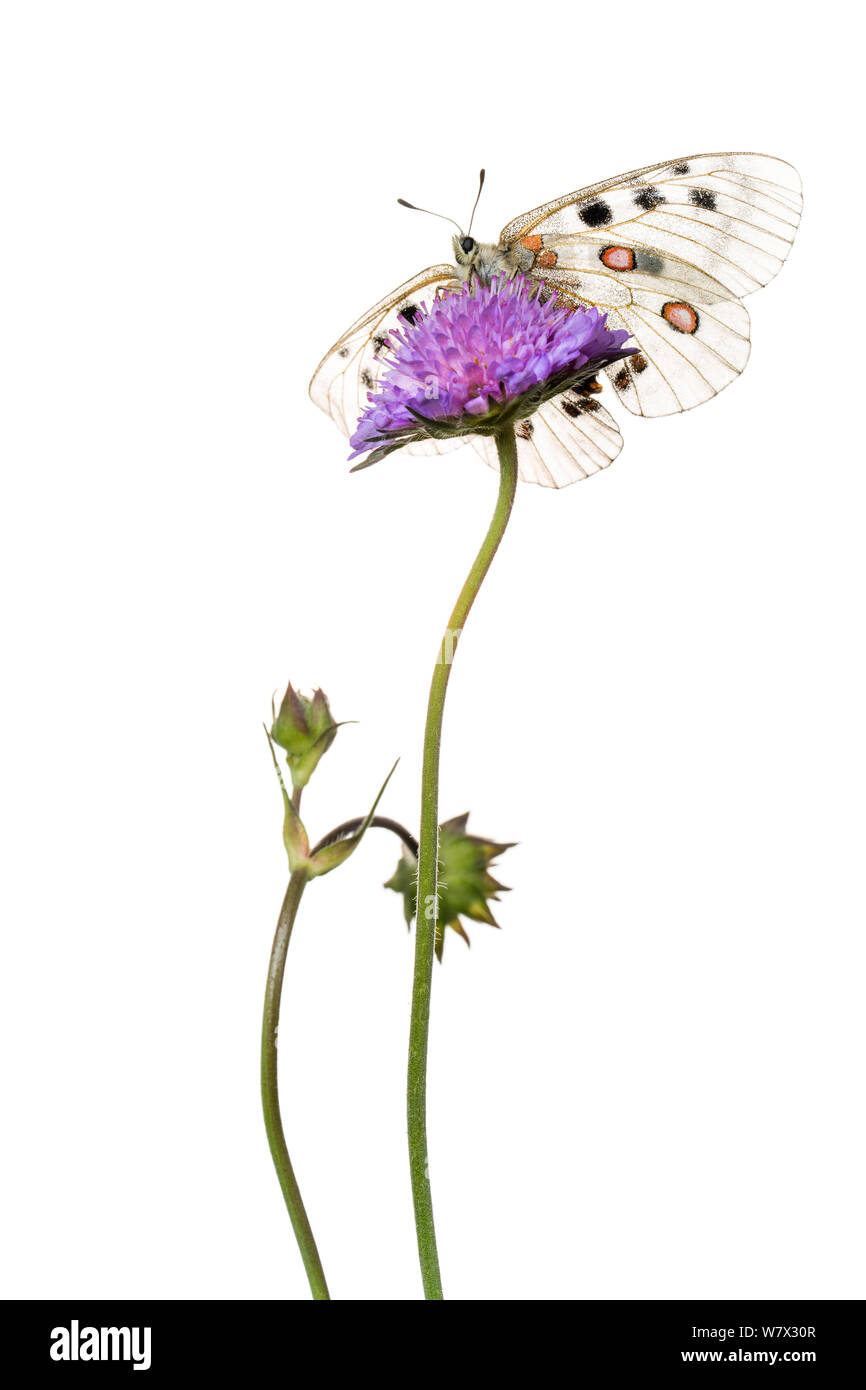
[385,813,515,961]
[270,683,337,790]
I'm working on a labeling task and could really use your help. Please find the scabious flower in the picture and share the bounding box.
[349,274,634,468]
[385,813,515,961]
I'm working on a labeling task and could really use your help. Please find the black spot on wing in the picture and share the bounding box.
[631,353,648,374]
[338,348,349,359]
[689,187,717,211]
[579,199,613,228]
[636,251,665,275]
[360,368,373,389]
[634,185,666,212]
[561,395,602,417]
[399,302,421,324]
[672,162,690,175]
[372,334,389,356]
[516,419,534,439]
[613,366,632,391]
[565,378,603,405]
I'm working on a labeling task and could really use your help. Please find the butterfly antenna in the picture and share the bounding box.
[396,197,463,235]
[466,169,486,237]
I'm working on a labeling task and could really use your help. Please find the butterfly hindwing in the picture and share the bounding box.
[536,263,751,416]
[472,392,623,488]
[609,294,750,414]
[530,242,750,415]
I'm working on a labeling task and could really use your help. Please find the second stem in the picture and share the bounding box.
[262,866,330,1300]
[407,426,520,1300]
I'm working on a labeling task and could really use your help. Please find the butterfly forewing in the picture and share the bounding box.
[501,152,801,296]
[504,154,799,419]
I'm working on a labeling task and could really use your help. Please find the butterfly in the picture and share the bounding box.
[310,153,801,488]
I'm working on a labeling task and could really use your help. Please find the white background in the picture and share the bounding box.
[1,1,863,1302]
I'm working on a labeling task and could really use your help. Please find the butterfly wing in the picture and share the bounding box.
[502,153,801,417]
[309,264,460,450]
[472,391,623,488]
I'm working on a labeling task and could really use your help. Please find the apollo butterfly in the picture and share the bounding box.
[310,153,801,488]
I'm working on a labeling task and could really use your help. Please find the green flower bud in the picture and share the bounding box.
[266,703,398,881]
[270,683,337,790]
[384,813,515,961]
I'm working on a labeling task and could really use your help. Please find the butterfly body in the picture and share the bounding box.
[451,234,527,282]
[311,153,801,488]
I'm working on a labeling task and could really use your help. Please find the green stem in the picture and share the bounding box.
[261,866,331,1300]
[407,426,520,1299]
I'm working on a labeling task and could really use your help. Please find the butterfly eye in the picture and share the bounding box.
[460,236,476,254]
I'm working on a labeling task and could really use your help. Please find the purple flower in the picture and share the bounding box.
[349,274,635,468]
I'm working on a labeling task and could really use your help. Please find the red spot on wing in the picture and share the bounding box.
[537,249,558,268]
[662,301,699,334]
[520,235,543,252]
[600,246,636,271]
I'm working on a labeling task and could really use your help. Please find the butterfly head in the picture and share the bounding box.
[452,234,517,284]
[453,233,480,275]
[400,169,512,284]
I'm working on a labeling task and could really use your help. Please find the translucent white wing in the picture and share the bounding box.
[472,391,623,488]
[535,252,751,416]
[503,153,801,295]
[503,153,800,417]
[309,265,460,450]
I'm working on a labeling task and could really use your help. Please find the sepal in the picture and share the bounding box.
[306,760,399,879]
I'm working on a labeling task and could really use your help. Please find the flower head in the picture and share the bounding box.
[385,813,515,961]
[349,274,634,468]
